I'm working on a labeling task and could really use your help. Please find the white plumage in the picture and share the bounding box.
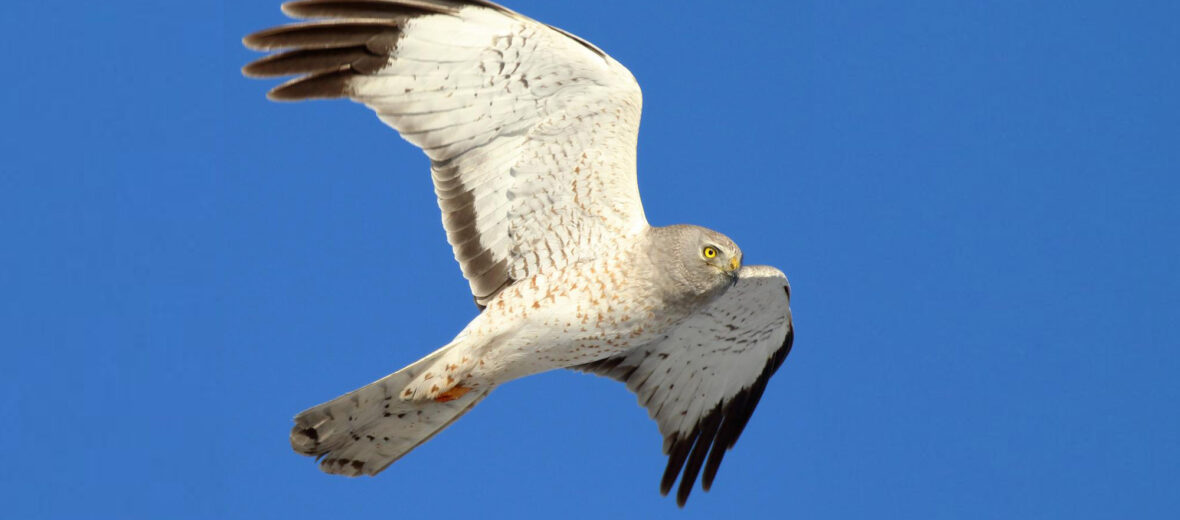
[244,0,794,507]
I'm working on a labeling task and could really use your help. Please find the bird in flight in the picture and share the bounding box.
[243,0,794,507]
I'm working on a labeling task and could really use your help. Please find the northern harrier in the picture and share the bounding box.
[243,0,794,506]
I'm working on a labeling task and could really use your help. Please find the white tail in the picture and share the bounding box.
[290,345,491,476]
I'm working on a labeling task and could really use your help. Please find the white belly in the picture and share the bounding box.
[466,260,689,383]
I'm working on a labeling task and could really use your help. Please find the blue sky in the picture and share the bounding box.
[3,0,1178,518]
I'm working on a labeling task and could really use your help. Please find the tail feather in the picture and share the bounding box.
[290,346,491,476]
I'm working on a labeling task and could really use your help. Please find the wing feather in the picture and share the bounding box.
[573,265,794,506]
[244,0,646,307]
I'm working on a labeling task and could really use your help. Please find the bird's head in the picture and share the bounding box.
[696,228,742,282]
[651,225,743,300]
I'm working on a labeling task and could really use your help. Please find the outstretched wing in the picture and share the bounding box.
[243,0,647,307]
[573,265,794,507]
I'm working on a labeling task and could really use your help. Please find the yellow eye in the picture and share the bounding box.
[703,246,718,259]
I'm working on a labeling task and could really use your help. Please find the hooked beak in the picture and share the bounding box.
[725,255,741,286]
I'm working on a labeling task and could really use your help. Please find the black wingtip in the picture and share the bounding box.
[676,405,723,506]
[281,0,456,20]
[660,437,693,496]
[264,70,353,101]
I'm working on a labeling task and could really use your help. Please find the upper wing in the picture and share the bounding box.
[243,0,647,307]
[573,265,794,507]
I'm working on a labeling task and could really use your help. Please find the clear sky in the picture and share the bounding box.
[3,0,1178,518]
